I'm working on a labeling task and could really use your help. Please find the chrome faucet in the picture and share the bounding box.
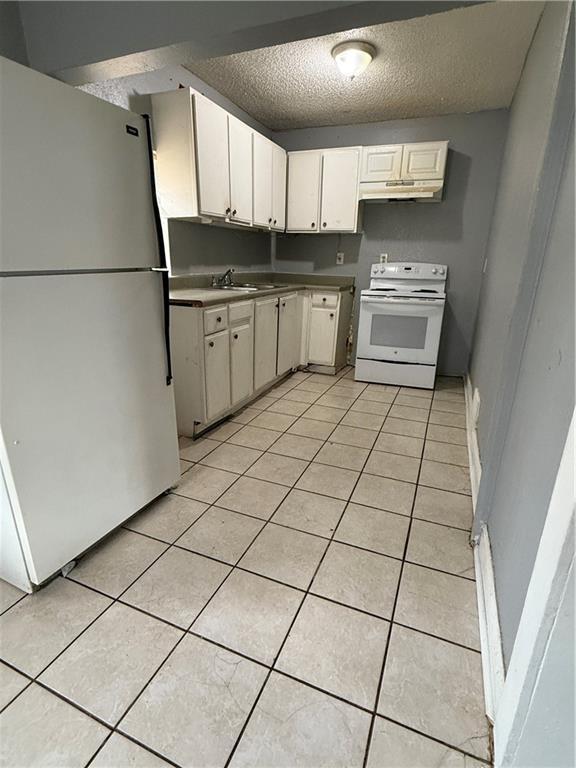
[211,268,235,288]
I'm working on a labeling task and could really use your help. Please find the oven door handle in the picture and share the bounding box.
[361,296,445,307]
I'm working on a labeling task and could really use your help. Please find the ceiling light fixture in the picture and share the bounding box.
[331,41,376,80]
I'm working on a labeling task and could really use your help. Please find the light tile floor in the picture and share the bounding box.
[0,368,491,767]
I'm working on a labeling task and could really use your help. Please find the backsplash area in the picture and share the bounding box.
[167,220,271,275]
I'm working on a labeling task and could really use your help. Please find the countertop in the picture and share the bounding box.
[169,279,354,308]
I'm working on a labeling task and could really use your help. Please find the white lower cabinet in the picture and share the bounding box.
[254,297,279,390]
[230,322,254,406]
[171,287,351,435]
[204,329,231,421]
[308,307,338,366]
[277,293,299,375]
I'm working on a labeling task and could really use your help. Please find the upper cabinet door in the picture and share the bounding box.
[228,116,253,224]
[271,144,287,231]
[360,145,403,182]
[194,94,230,218]
[286,151,322,232]
[401,141,448,180]
[253,133,273,228]
[320,148,360,232]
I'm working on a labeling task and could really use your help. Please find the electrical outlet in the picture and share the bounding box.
[336,252,344,265]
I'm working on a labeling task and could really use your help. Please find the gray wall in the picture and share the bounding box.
[167,220,270,276]
[470,1,573,456]
[467,2,574,665]
[511,563,575,768]
[274,109,509,375]
[0,2,28,65]
[487,118,574,665]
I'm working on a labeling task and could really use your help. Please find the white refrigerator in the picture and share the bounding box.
[0,57,180,591]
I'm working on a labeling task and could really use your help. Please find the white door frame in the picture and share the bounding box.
[493,412,574,765]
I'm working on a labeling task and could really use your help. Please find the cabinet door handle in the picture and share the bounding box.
[330,313,334,318]
[209,341,215,348]
[216,316,222,323]
[232,209,237,216]
[225,207,231,215]
[322,297,326,302]
[273,219,277,225]
[233,333,238,340]
[311,222,316,228]
[268,217,272,224]
[282,302,286,307]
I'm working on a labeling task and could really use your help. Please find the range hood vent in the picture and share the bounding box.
[359,179,444,203]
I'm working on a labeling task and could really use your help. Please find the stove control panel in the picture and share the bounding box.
[370,263,447,279]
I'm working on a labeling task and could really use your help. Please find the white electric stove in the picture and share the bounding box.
[355,262,448,389]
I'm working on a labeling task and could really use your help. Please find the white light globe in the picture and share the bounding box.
[332,42,375,79]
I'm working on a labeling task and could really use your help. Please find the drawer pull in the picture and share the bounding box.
[216,316,222,323]
[322,297,326,302]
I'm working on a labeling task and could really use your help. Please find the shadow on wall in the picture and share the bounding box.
[168,220,271,275]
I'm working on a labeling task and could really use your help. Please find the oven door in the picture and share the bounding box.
[357,295,445,364]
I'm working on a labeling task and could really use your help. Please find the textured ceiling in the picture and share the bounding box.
[184,2,543,130]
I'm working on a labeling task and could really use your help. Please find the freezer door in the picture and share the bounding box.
[0,272,179,584]
[0,56,159,272]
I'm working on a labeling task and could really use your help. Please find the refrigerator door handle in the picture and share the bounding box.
[143,114,172,385]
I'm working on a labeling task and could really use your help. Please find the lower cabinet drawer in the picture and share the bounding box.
[204,305,228,335]
[311,292,339,309]
[229,299,254,325]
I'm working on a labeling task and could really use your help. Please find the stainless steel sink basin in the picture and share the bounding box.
[214,285,259,292]
[212,283,282,292]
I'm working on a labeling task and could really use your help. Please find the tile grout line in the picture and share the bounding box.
[221,410,378,768]
[361,387,432,768]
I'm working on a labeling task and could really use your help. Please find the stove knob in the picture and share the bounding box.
[432,267,438,274]
[439,268,445,275]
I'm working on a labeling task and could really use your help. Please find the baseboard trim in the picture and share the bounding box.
[464,374,482,511]
[474,524,505,723]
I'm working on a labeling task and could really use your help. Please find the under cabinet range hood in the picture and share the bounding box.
[359,178,444,202]
[358,141,448,203]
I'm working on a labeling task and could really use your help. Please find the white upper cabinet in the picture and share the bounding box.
[360,145,403,182]
[401,141,448,180]
[320,148,360,232]
[151,88,285,232]
[228,116,253,224]
[271,143,287,231]
[194,94,231,218]
[286,151,322,232]
[287,148,360,233]
[252,133,273,228]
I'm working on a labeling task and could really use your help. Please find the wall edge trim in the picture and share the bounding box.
[465,373,481,511]
[474,523,506,725]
